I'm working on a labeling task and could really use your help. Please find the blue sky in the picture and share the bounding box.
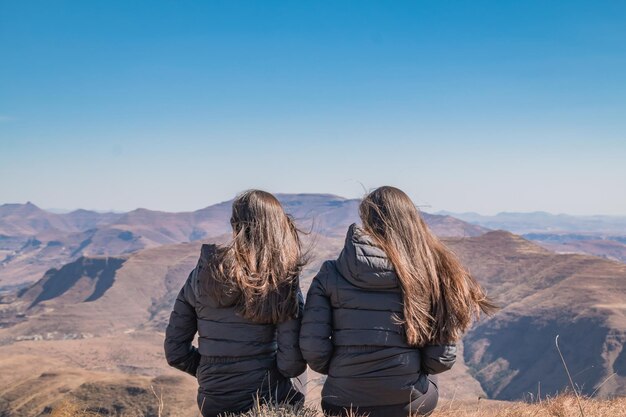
[1,1,625,214]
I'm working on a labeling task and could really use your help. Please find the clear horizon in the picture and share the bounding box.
[2,1,626,215]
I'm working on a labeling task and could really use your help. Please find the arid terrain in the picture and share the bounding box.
[444,211,626,263]
[1,195,625,416]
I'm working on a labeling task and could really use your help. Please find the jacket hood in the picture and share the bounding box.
[335,224,399,290]
[196,243,240,307]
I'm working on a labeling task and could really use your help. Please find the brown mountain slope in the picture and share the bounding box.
[0,226,150,289]
[0,333,198,417]
[0,242,204,340]
[444,231,626,400]
[422,213,489,238]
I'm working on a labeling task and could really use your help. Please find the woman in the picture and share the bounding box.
[300,186,496,417]
[164,190,307,417]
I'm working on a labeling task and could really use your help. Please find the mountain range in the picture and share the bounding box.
[0,195,625,416]
[0,196,486,288]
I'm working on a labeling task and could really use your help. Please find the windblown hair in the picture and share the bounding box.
[206,190,306,324]
[360,186,498,346]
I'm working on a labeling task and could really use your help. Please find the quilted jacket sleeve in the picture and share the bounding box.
[164,270,201,377]
[276,287,307,378]
[300,265,334,374]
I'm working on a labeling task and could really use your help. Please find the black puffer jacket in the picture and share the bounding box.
[300,224,456,408]
[164,244,306,416]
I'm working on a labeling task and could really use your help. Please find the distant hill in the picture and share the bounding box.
[521,233,626,263]
[0,195,487,287]
[439,211,626,235]
[0,202,76,237]
[440,211,626,262]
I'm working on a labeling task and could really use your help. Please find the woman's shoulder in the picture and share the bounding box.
[312,260,341,287]
[200,243,220,260]
[197,243,228,268]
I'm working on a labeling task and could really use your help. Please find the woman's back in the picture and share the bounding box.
[301,225,456,408]
[165,244,305,416]
[301,186,495,417]
[165,189,307,417]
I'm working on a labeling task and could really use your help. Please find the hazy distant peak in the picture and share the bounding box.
[0,201,43,213]
[275,193,351,200]
[67,208,101,215]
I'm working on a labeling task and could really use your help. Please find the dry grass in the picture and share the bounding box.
[49,400,99,417]
[48,395,626,417]
[221,404,319,417]
[432,395,626,417]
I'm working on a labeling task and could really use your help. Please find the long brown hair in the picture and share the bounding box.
[359,186,497,346]
[206,190,306,324]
